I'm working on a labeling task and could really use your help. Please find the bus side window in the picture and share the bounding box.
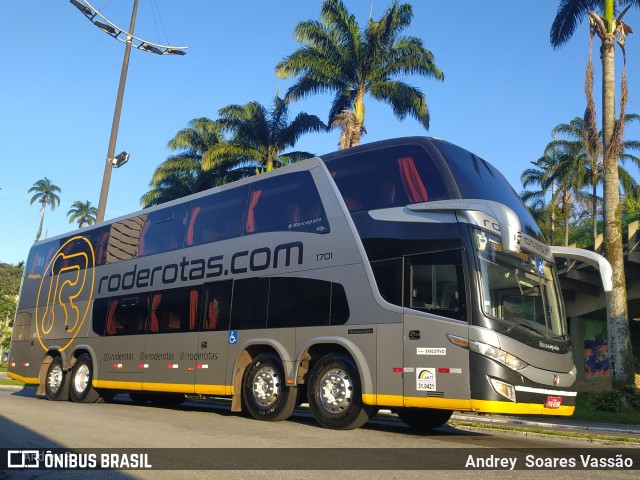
[186,186,249,246]
[105,295,150,335]
[202,280,232,331]
[267,277,331,328]
[139,205,189,257]
[244,172,329,235]
[230,278,268,330]
[149,287,199,334]
[405,250,466,322]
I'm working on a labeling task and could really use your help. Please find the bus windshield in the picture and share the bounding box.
[474,230,566,338]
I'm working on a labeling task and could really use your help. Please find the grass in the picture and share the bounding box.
[571,391,640,425]
[449,420,640,444]
[0,360,24,386]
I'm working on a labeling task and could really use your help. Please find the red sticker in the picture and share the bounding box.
[544,396,562,409]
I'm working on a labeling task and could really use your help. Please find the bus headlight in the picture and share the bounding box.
[489,378,516,402]
[468,340,528,371]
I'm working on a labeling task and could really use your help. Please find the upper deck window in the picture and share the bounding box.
[324,145,448,213]
[431,139,543,240]
[186,186,249,246]
[244,171,329,235]
[138,204,190,257]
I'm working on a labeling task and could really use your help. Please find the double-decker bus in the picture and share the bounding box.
[8,137,612,431]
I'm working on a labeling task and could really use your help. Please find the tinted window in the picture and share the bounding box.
[330,283,350,325]
[92,298,108,335]
[230,278,268,330]
[371,258,403,306]
[149,287,199,333]
[25,242,58,277]
[245,171,329,235]
[202,280,233,331]
[405,250,466,321]
[325,145,447,212]
[139,204,190,257]
[187,186,249,246]
[432,139,544,240]
[104,294,150,336]
[268,278,331,328]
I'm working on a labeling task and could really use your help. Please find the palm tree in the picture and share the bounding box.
[521,153,579,246]
[141,118,249,208]
[66,201,98,228]
[548,115,640,245]
[204,94,326,173]
[275,0,443,148]
[28,177,61,242]
[551,0,638,388]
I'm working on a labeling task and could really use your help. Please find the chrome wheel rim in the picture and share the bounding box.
[318,367,353,414]
[251,365,280,408]
[74,364,90,394]
[47,363,63,394]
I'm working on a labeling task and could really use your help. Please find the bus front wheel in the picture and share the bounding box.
[44,356,69,401]
[307,354,375,430]
[242,353,297,421]
[395,407,453,431]
[69,354,102,403]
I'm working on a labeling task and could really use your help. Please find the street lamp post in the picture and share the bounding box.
[70,0,187,223]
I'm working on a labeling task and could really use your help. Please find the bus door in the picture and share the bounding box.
[195,281,233,396]
[100,294,148,389]
[143,287,199,393]
[402,250,471,407]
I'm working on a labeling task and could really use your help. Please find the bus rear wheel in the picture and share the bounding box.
[44,356,69,401]
[69,354,102,403]
[243,353,297,421]
[395,408,453,431]
[307,354,375,430]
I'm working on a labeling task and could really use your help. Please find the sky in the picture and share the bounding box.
[2,0,640,265]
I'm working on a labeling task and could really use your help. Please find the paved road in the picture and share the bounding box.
[0,387,638,480]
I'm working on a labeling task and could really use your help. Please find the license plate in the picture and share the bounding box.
[544,396,562,409]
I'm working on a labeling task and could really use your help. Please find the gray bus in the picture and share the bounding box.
[8,137,611,430]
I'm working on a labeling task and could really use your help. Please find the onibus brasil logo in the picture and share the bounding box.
[35,236,95,352]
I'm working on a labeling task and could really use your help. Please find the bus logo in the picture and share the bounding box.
[35,236,95,352]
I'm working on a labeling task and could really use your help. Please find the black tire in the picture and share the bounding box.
[69,354,102,403]
[307,354,375,430]
[242,353,297,421]
[44,356,69,401]
[396,408,453,431]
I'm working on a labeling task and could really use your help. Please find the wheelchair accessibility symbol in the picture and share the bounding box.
[228,330,238,345]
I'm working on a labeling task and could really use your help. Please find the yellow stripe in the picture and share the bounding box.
[7,372,39,384]
[363,394,574,416]
[92,380,143,391]
[470,399,575,416]
[92,379,232,396]
[194,384,230,396]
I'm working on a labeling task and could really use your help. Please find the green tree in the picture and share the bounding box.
[28,177,61,242]
[140,118,249,207]
[551,0,639,387]
[205,94,325,173]
[522,153,581,246]
[66,200,98,228]
[275,0,443,148]
[548,115,640,245]
[0,262,23,361]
